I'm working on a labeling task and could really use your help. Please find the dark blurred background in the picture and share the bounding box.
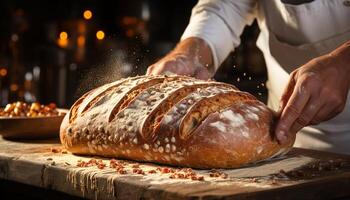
[0,0,267,108]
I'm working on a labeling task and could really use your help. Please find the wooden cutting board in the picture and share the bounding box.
[0,136,350,200]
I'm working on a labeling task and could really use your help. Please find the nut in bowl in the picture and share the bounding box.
[0,102,68,139]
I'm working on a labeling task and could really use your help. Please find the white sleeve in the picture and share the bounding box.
[181,0,257,71]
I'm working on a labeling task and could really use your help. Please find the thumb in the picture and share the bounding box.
[146,65,154,75]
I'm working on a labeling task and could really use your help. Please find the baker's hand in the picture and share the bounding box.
[275,41,350,144]
[146,37,214,80]
[147,52,211,80]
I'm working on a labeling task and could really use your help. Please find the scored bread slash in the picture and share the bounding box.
[140,82,238,140]
[156,86,254,141]
[109,78,212,140]
[60,75,295,169]
[108,75,191,122]
[68,78,130,123]
[179,90,256,139]
[155,86,235,137]
[68,88,96,123]
[77,76,144,119]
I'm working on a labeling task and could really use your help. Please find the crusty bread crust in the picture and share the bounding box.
[60,75,294,169]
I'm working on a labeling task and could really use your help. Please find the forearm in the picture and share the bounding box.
[181,0,257,70]
[148,0,257,78]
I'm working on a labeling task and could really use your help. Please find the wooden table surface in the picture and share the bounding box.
[0,136,350,200]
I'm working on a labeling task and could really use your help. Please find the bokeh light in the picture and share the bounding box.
[0,68,7,77]
[83,10,93,20]
[59,31,68,40]
[96,30,105,40]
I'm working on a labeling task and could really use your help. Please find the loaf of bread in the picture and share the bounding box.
[60,75,295,169]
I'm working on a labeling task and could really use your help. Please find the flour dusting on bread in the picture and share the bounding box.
[60,75,295,169]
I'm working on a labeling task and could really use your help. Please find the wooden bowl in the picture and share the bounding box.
[0,109,68,139]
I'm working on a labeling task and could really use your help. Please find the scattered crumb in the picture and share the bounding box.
[72,157,346,184]
[131,164,140,168]
[148,170,157,174]
[74,158,213,181]
[133,168,145,175]
[50,147,68,154]
[97,163,106,169]
[209,169,228,179]
[51,148,60,153]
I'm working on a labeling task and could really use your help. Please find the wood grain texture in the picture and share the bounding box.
[0,136,350,200]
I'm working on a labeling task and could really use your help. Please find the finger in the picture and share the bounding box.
[290,99,321,134]
[146,65,154,75]
[152,61,176,75]
[310,103,343,125]
[278,72,297,114]
[275,82,311,144]
[162,59,190,75]
[194,67,211,80]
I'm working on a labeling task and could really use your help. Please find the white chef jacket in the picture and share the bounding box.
[181,0,350,154]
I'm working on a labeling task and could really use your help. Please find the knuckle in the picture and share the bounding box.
[285,104,302,118]
[298,78,309,88]
[301,73,321,87]
[295,116,309,127]
[291,123,303,134]
[310,116,322,125]
[307,103,319,111]
[302,73,314,82]
[328,93,344,106]
[290,70,298,78]
[298,81,311,95]
[310,120,320,125]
